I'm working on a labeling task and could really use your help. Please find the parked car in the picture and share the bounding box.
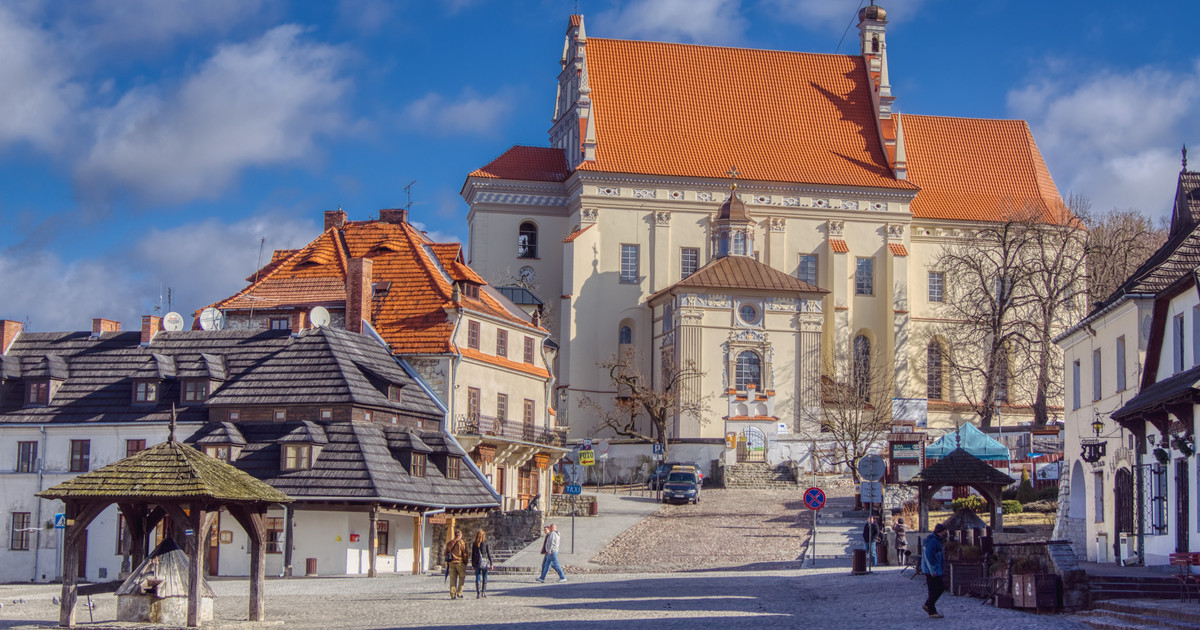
[647,462,704,489]
[661,469,702,504]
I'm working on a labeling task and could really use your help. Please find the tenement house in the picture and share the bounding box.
[460,6,1070,470]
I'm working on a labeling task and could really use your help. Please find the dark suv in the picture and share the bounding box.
[647,462,704,490]
[661,469,701,504]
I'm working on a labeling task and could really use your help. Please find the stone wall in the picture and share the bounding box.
[549,494,597,516]
[431,508,544,565]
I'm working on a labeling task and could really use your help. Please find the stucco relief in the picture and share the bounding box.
[597,186,620,197]
[768,217,786,232]
[840,200,859,210]
[655,211,671,226]
[827,220,845,236]
[887,224,905,240]
[634,188,656,199]
[681,294,732,308]
[765,297,801,312]
[580,208,598,223]
[697,192,714,202]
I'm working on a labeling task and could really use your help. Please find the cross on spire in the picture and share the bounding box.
[727,165,740,190]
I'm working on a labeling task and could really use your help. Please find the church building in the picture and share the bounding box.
[461,6,1067,465]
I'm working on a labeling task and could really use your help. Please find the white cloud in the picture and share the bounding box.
[593,0,746,45]
[402,89,515,137]
[0,6,80,151]
[66,0,267,51]
[0,213,318,332]
[1009,61,1200,217]
[77,25,352,204]
[410,221,462,246]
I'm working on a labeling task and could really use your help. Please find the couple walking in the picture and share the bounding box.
[536,523,567,583]
[444,529,495,599]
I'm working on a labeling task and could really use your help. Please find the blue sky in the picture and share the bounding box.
[0,0,1195,331]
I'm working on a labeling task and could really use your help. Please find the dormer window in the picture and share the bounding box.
[411,452,426,477]
[26,381,49,406]
[204,445,233,463]
[462,283,480,300]
[183,380,208,402]
[447,456,461,480]
[133,380,158,404]
[282,444,312,471]
[388,385,402,402]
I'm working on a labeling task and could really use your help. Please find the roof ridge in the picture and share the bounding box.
[202,238,316,314]
[588,35,863,60]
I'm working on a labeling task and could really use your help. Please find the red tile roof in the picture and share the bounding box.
[562,224,593,243]
[469,146,571,183]
[829,239,849,253]
[901,114,1067,223]
[458,348,550,379]
[888,243,908,257]
[204,219,541,355]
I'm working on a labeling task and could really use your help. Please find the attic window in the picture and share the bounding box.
[26,381,49,406]
[204,445,233,463]
[321,409,333,420]
[228,410,240,421]
[372,281,392,298]
[447,456,461,480]
[282,444,312,471]
[411,452,426,477]
[183,380,208,402]
[463,283,480,300]
[133,381,158,404]
[274,409,286,421]
[388,385,402,402]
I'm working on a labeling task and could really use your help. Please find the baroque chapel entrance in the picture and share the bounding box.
[736,427,766,463]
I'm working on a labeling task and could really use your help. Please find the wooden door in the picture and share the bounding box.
[495,467,507,510]
[77,529,87,580]
[208,512,220,576]
[1177,458,1190,553]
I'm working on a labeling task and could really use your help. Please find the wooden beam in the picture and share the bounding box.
[186,506,215,628]
[228,505,268,622]
[368,506,379,578]
[412,515,422,575]
[118,503,149,571]
[59,500,108,628]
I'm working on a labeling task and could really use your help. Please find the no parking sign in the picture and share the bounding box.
[803,487,826,511]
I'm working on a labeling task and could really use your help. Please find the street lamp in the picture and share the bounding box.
[1081,412,1108,463]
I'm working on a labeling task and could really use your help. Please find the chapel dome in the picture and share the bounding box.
[717,190,751,222]
[859,3,886,22]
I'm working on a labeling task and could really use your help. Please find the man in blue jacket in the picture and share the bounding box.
[921,523,948,618]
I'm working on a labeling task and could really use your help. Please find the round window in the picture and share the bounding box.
[738,303,758,324]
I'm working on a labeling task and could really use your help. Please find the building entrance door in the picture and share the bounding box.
[208,512,220,576]
[736,427,766,463]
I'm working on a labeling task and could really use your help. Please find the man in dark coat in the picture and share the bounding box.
[862,516,880,567]
[921,523,948,618]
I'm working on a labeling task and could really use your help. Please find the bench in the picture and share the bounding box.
[1168,552,1200,602]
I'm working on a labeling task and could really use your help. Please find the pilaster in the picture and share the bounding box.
[651,211,672,293]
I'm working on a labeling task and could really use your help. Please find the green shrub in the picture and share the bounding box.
[1001,487,1018,501]
[1016,473,1037,504]
[1036,486,1059,502]
[1023,500,1057,513]
[950,495,986,513]
[1001,499,1023,514]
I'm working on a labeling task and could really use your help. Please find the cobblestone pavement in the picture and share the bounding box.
[590,488,813,571]
[0,566,1087,629]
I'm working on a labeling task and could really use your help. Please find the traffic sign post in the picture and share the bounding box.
[652,443,662,455]
[804,488,825,568]
[53,513,66,529]
[858,454,886,482]
[565,484,583,554]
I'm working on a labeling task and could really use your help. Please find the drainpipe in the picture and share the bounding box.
[1135,448,1145,563]
[32,425,46,582]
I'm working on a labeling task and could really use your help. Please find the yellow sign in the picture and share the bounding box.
[725,432,737,449]
[336,535,343,542]
[579,449,595,466]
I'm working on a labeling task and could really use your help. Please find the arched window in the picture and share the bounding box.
[927,341,944,400]
[853,335,871,400]
[518,221,538,259]
[735,351,761,391]
[618,325,632,345]
[733,231,746,256]
[871,35,879,53]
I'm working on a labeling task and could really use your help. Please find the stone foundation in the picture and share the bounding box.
[431,508,544,564]
[549,494,597,516]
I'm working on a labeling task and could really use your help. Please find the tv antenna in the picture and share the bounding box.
[404,180,417,212]
[248,236,266,320]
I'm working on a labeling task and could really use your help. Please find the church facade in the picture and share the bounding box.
[461,6,1067,456]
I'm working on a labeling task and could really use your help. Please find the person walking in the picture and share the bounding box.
[471,529,494,599]
[862,515,880,568]
[536,523,566,583]
[921,523,948,618]
[445,530,468,600]
[893,517,909,565]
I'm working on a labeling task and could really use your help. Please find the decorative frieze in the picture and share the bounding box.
[679,308,704,324]
[840,200,859,210]
[765,297,801,312]
[887,224,905,241]
[827,220,845,237]
[670,190,684,200]
[870,201,887,211]
[768,217,786,232]
[697,192,714,202]
[475,192,569,206]
[634,188,656,199]
[681,293,732,308]
[814,198,831,208]
[782,197,801,207]
[752,195,772,205]
[580,208,598,223]
[598,186,620,197]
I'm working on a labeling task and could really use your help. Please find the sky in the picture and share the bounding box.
[0,0,1195,332]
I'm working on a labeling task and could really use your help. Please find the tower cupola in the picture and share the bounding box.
[712,167,756,258]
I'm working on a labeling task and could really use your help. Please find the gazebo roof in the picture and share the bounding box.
[906,448,1015,487]
[38,439,291,504]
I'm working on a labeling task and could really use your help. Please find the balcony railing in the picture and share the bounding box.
[455,414,564,446]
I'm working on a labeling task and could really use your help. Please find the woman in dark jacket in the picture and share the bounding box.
[472,529,495,598]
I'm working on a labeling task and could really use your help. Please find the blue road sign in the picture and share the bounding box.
[803,487,826,510]
[652,443,663,454]
[565,484,582,495]
[53,513,66,529]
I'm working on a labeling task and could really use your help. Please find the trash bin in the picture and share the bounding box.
[876,541,889,566]
[305,558,318,576]
[851,548,867,575]
[589,499,599,516]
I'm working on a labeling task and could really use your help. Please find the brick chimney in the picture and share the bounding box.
[0,320,22,353]
[141,315,162,345]
[92,318,121,334]
[345,258,373,334]
[289,310,308,333]
[379,208,407,225]
[324,209,348,231]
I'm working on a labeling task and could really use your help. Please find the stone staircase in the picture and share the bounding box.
[1076,599,1200,629]
[1086,574,1186,600]
[723,462,798,489]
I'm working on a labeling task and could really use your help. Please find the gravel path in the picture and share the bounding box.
[0,566,1088,630]
[590,488,813,571]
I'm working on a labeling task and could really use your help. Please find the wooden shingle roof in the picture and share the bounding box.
[906,448,1015,487]
[37,440,290,504]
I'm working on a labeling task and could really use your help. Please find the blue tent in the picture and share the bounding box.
[925,423,1010,460]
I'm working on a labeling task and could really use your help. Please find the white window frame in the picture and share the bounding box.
[928,271,944,303]
[620,244,639,283]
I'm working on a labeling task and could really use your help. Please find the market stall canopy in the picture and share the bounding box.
[925,423,1010,460]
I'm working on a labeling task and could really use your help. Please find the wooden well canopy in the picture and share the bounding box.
[38,438,291,628]
[905,448,1015,533]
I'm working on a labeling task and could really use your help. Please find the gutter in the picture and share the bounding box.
[1054,293,1154,344]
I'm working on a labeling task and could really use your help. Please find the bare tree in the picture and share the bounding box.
[797,340,893,483]
[1082,207,1168,304]
[578,348,711,459]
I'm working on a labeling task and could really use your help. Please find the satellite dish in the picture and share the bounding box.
[309,306,331,328]
[162,312,185,332]
[199,308,225,331]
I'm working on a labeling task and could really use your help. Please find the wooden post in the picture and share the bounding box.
[368,506,378,578]
[283,505,294,578]
[918,486,930,532]
[186,506,216,628]
[412,515,422,575]
[58,502,106,628]
[447,516,456,542]
[229,505,268,622]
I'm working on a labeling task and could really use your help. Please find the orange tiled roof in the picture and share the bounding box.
[888,243,908,257]
[829,239,849,253]
[458,347,550,380]
[574,39,916,190]
[901,114,1066,223]
[562,224,593,243]
[469,146,571,182]
[204,219,541,355]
